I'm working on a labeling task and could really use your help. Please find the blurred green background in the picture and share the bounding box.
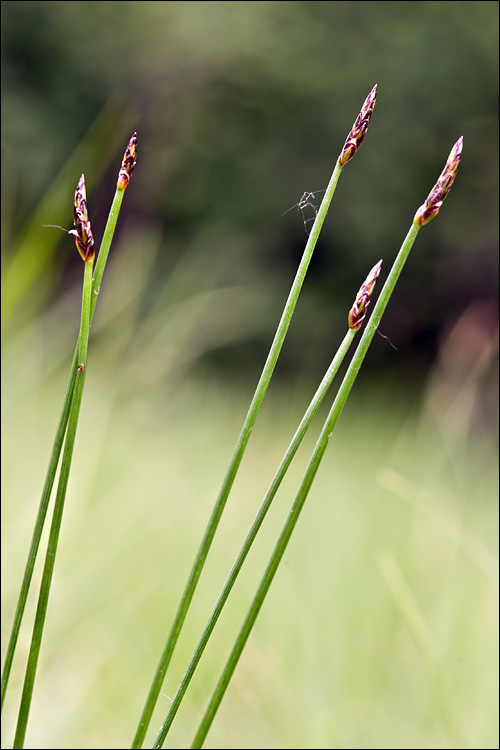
[1,2,498,748]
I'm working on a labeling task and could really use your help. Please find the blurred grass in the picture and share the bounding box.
[1,230,498,746]
[0,100,135,330]
[2,0,498,378]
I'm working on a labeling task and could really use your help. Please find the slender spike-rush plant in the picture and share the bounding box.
[152,262,383,747]
[3,135,137,746]
[188,136,463,749]
[131,85,378,748]
[12,174,94,748]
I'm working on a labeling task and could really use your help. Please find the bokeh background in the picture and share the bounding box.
[1,2,498,748]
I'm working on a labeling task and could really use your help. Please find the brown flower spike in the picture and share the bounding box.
[117,132,137,190]
[70,174,95,262]
[348,259,383,332]
[338,85,377,167]
[414,136,463,226]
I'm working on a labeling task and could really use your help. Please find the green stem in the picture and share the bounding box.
[12,258,93,748]
[91,187,124,316]
[1,187,125,713]
[78,261,93,364]
[153,329,356,747]
[190,221,421,748]
[131,160,345,748]
[0,352,77,712]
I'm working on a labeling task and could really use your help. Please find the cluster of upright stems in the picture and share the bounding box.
[3,82,466,750]
[64,88,465,750]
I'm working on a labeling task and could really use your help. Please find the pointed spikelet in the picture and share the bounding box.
[338,85,377,167]
[70,174,95,262]
[414,137,463,226]
[348,259,383,332]
[117,132,137,190]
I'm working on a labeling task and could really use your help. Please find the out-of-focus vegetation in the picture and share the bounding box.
[1,2,498,748]
[2,358,498,747]
[2,2,498,383]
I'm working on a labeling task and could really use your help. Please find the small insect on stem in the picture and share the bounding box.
[77,365,85,371]
[282,189,326,234]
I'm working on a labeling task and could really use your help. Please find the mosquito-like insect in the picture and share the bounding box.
[282,189,326,234]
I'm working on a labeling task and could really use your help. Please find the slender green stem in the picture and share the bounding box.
[190,221,421,748]
[0,353,77,711]
[91,187,124,315]
[131,160,345,748]
[12,259,93,748]
[152,329,356,747]
[1,187,125,712]
[78,262,93,364]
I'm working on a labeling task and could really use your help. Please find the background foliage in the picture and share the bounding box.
[2,1,498,383]
[2,2,498,748]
